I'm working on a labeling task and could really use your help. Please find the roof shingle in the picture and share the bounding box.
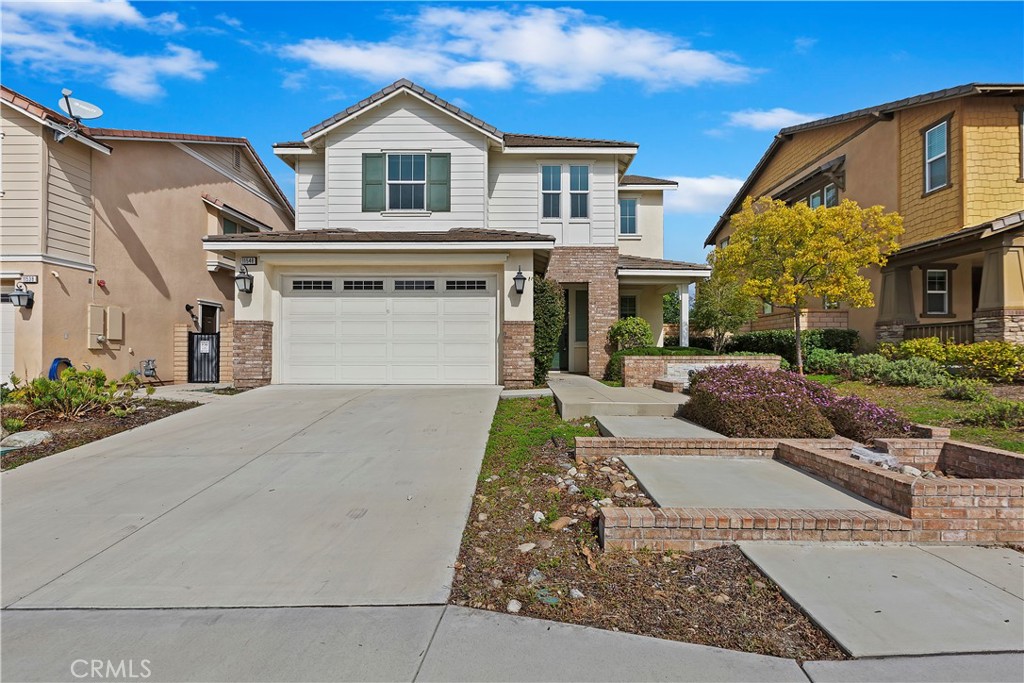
[618,255,710,271]
[204,227,555,244]
[620,174,677,186]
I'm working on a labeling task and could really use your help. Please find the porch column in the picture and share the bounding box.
[875,265,917,344]
[677,283,690,347]
[974,235,1024,343]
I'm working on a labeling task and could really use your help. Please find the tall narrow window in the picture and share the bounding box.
[809,190,823,208]
[924,121,949,193]
[619,198,637,235]
[574,289,589,342]
[570,165,589,218]
[925,269,950,315]
[541,165,561,218]
[823,183,839,207]
[387,153,426,210]
[619,295,637,318]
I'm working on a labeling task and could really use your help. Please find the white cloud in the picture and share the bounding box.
[1,1,214,100]
[664,176,744,214]
[215,13,243,30]
[726,107,825,131]
[280,5,754,92]
[793,37,817,53]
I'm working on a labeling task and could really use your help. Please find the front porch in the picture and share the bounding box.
[876,211,1024,345]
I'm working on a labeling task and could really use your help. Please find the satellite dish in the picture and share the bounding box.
[57,90,103,121]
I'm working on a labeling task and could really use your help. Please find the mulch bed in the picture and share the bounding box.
[1,399,199,470]
[449,398,846,662]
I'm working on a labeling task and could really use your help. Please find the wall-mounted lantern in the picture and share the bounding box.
[513,267,527,295]
[9,283,34,309]
[234,265,254,294]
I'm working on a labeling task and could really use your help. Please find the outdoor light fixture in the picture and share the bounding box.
[234,265,254,294]
[513,267,527,295]
[9,283,34,309]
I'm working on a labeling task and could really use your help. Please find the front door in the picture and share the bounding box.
[551,290,569,371]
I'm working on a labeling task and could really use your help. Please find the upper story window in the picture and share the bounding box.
[542,165,561,218]
[619,198,637,235]
[570,165,589,219]
[924,120,949,193]
[387,153,426,210]
[805,182,839,209]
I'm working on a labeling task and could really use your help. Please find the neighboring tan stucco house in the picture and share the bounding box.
[0,85,294,385]
[205,79,708,388]
[706,83,1024,346]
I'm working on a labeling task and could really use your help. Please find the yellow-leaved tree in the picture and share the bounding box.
[713,197,903,373]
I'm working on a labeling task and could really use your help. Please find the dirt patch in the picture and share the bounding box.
[449,397,845,661]
[1,399,199,470]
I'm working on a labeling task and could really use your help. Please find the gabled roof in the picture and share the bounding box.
[620,174,678,187]
[201,193,277,232]
[704,82,1024,246]
[290,79,638,152]
[1,85,111,153]
[895,208,1024,257]
[618,254,710,272]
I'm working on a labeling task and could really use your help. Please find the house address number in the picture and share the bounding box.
[240,257,258,266]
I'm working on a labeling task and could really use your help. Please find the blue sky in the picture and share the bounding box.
[3,1,1021,262]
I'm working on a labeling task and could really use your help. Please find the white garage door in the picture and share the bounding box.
[1,288,15,386]
[281,275,497,384]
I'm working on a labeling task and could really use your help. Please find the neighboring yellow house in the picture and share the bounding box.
[706,83,1024,346]
[0,86,294,384]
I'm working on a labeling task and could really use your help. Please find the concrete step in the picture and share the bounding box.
[596,415,724,438]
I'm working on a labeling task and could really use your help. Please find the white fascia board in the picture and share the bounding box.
[502,146,638,155]
[273,147,314,156]
[304,89,504,145]
[617,268,711,278]
[202,197,275,232]
[203,241,554,253]
[618,184,678,191]
[1,101,112,155]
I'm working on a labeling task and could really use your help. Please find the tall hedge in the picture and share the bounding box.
[532,276,566,386]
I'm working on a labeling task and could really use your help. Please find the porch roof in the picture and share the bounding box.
[617,254,711,280]
[891,209,1024,262]
[203,227,554,252]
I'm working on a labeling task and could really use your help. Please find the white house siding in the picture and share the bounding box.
[324,96,488,230]
[44,136,92,262]
[487,154,616,246]
[0,106,43,253]
[296,154,326,231]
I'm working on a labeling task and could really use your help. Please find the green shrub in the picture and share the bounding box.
[2,417,25,433]
[10,368,153,419]
[962,399,1024,429]
[941,378,990,402]
[608,316,654,350]
[805,348,853,375]
[687,336,717,351]
[532,276,566,387]
[846,353,890,381]
[605,346,715,383]
[879,337,946,362]
[729,328,860,365]
[875,357,949,387]
[878,337,1024,383]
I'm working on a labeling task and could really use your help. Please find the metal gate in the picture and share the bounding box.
[188,332,220,383]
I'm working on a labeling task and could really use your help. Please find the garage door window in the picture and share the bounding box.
[292,279,333,291]
[446,279,488,291]
[343,280,384,291]
[394,280,436,291]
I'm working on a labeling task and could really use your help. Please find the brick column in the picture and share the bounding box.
[545,247,619,379]
[232,320,273,388]
[502,321,535,389]
[172,323,190,384]
[974,308,1024,343]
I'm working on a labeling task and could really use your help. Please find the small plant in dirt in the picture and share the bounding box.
[2,417,26,433]
[962,399,1024,430]
[941,378,990,402]
[11,368,155,420]
[608,316,654,350]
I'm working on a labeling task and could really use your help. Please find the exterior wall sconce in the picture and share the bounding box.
[9,283,34,309]
[235,265,254,294]
[513,267,527,295]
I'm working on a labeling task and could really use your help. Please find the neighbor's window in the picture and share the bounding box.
[619,295,637,319]
[570,165,589,218]
[924,121,949,193]
[223,218,257,234]
[925,269,950,315]
[387,153,426,210]
[763,302,773,315]
[619,198,637,235]
[823,183,839,207]
[541,165,561,218]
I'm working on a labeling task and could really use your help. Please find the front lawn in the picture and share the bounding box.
[449,397,844,661]
[807,376,1024,453]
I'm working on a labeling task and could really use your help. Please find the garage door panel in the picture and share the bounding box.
[443,320,494,336]
[393,320,439,337]
[391,365,442,382]
[338,320,388,337]
[287,299,337,316]
[285,341,337,361]
[443,298,493,315]
[287,320,337,336]
[442,343,492,361]
[340,343,388,360]
[339,299,388,314]
[444,365,494,382]
[392,342,440,361]
[285,365,338,383]
[392,298,439,315]
[339,365,389,382]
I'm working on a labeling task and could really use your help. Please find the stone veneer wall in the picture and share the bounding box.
[740,309,849,333]
[502,321,535,389]
[233,320,273,388]
[974,308,1024,343]
[621,354,782,388]
[544,247,619,379]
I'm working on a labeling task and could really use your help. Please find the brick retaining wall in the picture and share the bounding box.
[621,355,781,388]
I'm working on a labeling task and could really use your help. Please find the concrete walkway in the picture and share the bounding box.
[549,374,685,419]
[597,415,725,438]
[2,385,499,608]
[741,544,1024,658]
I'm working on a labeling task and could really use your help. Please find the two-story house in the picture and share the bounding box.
[0,85,294,385]
[705,83,1024,346]
[204,79,707,388]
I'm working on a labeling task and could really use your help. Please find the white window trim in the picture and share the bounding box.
[540,164,562,221]
[386,152,427,211]
[823,183,839,207]
[924,121,949,193]
[569,164,591,221]
[925,269,949,315]
[618,196,640,237]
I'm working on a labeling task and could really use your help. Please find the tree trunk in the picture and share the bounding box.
[793,307,804,375]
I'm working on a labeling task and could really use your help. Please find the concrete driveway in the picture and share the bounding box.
[2,385,499,609]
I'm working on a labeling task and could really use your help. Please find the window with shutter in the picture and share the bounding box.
[362,153,385,212]
[427,153,451,212]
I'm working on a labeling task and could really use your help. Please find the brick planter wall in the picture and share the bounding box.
[233,320,273,388]
[574,436,851,461]
[502,321,535,389]
[621,354,782,388]
[545,247,619,379]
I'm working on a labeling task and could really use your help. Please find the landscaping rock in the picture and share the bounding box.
[537,539,553,550]
[0,430,52,449]
[535,588,559,605]
[900,465,923,477]
[532,511,545,524]
[490,579,503,588]
[527,568,546,584]
[850,446,900,469]
[628,557,640,567]
[569,588,585,599]
[517,543,536,553]
[713,594,731,604]
[567,484,581,494]
[549,516,576,531]
[506,599,522,613]
[478,513,488,522]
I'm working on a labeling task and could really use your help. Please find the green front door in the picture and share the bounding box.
[551,290,570,371]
